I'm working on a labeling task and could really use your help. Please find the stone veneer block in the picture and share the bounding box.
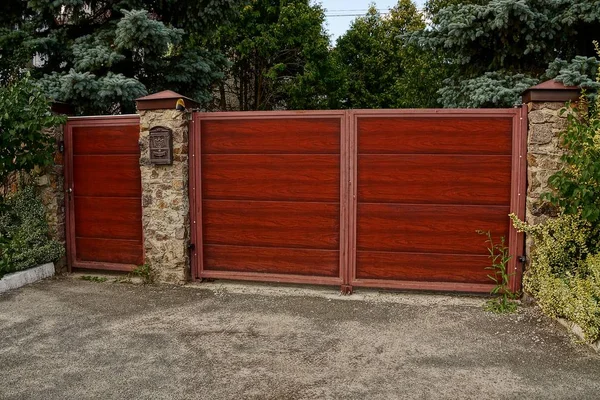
[138,109,191,283]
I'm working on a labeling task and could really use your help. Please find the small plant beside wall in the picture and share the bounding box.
[0,186,64,278]
[477,230,519,314]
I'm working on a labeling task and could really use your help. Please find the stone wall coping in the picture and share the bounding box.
[522,79,582,104]
[136,90,199,111]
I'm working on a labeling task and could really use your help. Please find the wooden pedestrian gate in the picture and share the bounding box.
[64,116,144,272]
[190,108,527,293]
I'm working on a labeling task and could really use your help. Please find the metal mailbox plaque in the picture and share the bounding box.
[149,126,173,165]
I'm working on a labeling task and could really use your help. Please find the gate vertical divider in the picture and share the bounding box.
[63,120,75,273]
[339,112,349,291]
[507,105,528,293]
[190,112,204,280]
[346,111,358,292]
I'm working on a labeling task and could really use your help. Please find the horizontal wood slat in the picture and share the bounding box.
[202,154,340,202]
[73,125,140,155]
[358,155,511,204]
[357,204,509,254]
[203,200,340,250]
[356,251,491,283]
[201,118,341,154]
[358,117,512,154]
[73,155,142,197]
[74,197,142,240]
[204,245,339,277]
[76,238,143,265]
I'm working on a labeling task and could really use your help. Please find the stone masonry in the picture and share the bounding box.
[525,101,568,227]
[37,124,67,272]
[138,108,191,283]
[522,80,581,261]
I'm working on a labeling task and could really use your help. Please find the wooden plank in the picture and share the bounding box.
[356,251,492,283]
[357,204,509,254]
[73,125,140,155]
[204,245,339,277]
[358,117,512,154]
[76,238,143,265]
[203,200,340,250]
[73,155,141,197]
[74,197,142,241]
[358,155,511,204]
[202,154,340,202]
[201,118,340,154]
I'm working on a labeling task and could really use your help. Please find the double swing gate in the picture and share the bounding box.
[190,108,527,293]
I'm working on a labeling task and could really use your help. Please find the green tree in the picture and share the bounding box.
[208,0,336,111]
[0,1,236,114]
[333,0,447,109]
[413,0,600,108]
[0,75,66,195]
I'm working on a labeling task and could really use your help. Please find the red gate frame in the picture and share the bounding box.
[189,108,527,293]
[189,111,348,287]
[64,115,142,272]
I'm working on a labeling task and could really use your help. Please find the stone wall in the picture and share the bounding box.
[1,125,67,272]
[524,101,573,264]
[36,125,67,272]
[138,109,190,283]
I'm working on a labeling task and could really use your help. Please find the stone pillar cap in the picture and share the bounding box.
[136,90,199,111]
[522,79,581,103]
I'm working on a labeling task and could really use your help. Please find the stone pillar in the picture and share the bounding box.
[521,80,581,258]
[136,91,198,283]
[37,101,75,273]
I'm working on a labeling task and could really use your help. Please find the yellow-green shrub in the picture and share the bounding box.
[511,214,600,342]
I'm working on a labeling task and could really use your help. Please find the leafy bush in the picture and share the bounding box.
[0,186,64,278]
[511,213,600,342]
[0,74,66,192]
[542,101,600,223]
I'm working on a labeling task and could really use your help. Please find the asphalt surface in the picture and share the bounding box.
[1,278,599,399]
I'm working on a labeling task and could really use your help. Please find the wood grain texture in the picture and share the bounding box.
[358,117,512,154]
[357,204,509,254]
[356,251,491,283]
[203,200,340,250]
[76,238,143,265]
[201,118,340,154]
[73,125,140,155]
[73,155,142,197]
[358,155,511,204]
[202,154,340,202]
[204,244,339,277]
[74,197,142,240]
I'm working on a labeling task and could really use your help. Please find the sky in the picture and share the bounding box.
[317,0,427,43]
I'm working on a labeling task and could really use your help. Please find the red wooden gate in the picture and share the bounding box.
[64,116,144,272]
[190,108,527,293]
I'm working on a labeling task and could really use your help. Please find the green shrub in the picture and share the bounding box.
[0,186,64,277]
[511,214,600,342]
[543,42,600,223]
[0,74,66,193]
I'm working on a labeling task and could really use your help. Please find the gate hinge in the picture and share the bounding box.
[187,243,195,251]
[518,255,527,263]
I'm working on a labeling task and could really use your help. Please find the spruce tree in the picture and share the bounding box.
[0,1,236,114]
[415,0,600,108]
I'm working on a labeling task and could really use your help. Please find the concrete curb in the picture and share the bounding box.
[557,317,600,353]
[0,263,55,294]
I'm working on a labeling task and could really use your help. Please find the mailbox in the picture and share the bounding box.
[149,126,173,165]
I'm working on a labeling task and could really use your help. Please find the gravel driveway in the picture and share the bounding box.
[1,278,599,399]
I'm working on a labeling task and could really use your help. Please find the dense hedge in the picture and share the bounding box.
[512,214,600,342]
[0,186,64,278]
